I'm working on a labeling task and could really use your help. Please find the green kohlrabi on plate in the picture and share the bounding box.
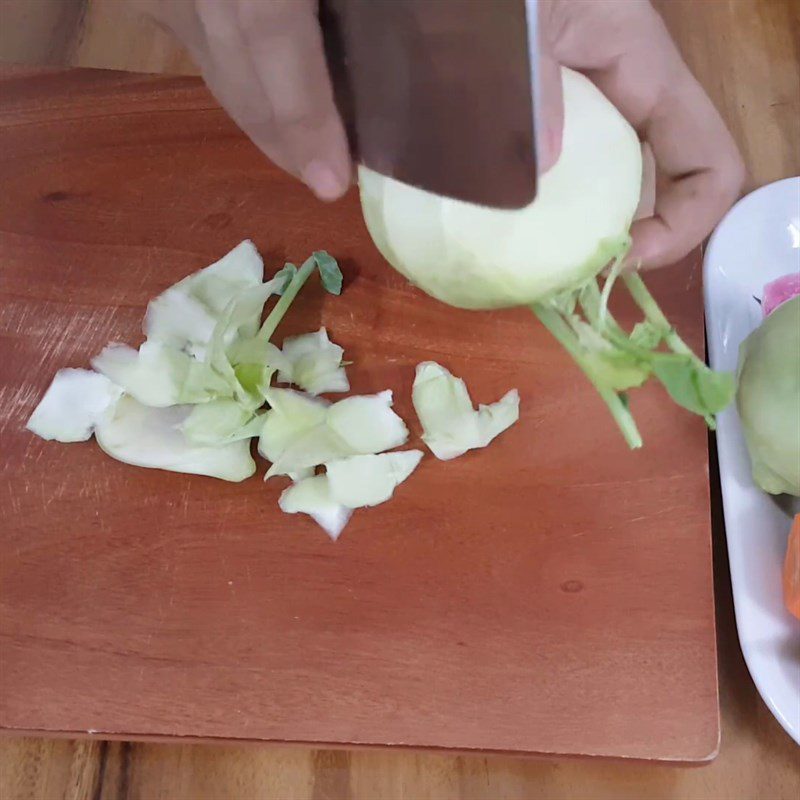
[737,294,800,496]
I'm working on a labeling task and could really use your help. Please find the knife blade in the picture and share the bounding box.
[321,0,539,209]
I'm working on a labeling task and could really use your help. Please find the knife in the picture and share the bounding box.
[320,0,540,209]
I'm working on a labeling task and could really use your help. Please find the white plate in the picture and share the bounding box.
[704,176,800,745]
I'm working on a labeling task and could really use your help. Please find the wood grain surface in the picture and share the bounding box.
[1,63,717,755]
[1,0,799,798]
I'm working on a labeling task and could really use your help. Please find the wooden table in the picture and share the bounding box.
[1,1,798,798]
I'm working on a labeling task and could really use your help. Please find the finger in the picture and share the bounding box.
[583,6,745,268]
[236,0,351,201]
[193,1,280,159]
[633,142,656,222]
[536,51,564,174]
[629,69,744,268]
[134,0,208,56]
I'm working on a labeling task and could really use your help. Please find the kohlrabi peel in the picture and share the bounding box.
[278,475,353,541]
[325,450,423,507]
[736,295,800,496]
[279,450,424,539]
[95,396,256,482]
[358,67,735,448]
[92,341,229,407]
[412,362,519,460]
[26,243,346,484]
[259,388,409,478]
[144,239,265,359]
[276,328,349,395]
[179,399,264,446]
[25,368,122,443]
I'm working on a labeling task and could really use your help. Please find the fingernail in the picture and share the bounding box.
[538,126,562,174]
[302,160,345,201]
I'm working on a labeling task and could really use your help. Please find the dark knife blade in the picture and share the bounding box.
[321,0,539,209]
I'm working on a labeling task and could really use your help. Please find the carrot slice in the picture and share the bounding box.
[783,514,800,620]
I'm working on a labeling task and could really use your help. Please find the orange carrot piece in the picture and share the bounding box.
[783,514,800,620]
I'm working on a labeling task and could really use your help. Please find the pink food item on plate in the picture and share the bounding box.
[762,272,800,317]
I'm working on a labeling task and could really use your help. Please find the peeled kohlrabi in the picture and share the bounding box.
[25,368,122,442]
[736,294,800,496]
[359,69,640,310]
[358,67,734,448]
[412,362,519,460]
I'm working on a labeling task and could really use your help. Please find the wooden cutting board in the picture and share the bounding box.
[0,66,719,761]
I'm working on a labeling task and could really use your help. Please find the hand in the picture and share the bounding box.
[138,0,744,267]
[135,0,352,201]
[538,0,746,269]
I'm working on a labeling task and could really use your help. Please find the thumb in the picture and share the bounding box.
[536,52,564,174]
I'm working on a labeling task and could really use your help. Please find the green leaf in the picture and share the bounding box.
[630,321,663,350]
[570,318,650,392]
[652,354,735,418]
[313,251,342,295]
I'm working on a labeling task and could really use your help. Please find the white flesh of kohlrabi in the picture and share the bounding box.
[412,362,519,460]
[358,68,642,310]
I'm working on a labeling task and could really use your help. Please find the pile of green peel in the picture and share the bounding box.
[26,241,520,540]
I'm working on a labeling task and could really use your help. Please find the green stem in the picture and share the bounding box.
[532,303,643,449]
[598,252,625,328]
[257,256,316,342]
[622,272,699,360]
[580,280,628,339]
